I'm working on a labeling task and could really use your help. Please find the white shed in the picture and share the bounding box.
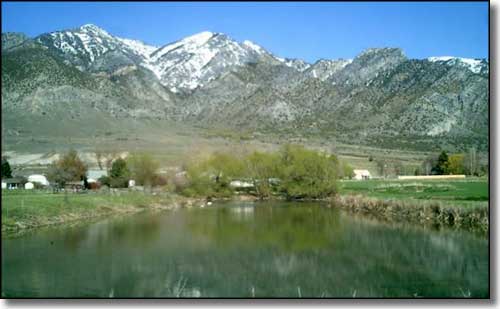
[25,182,34,190]
[353,169,371,180]
[28,174,49,186]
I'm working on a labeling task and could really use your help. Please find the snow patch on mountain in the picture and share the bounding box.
[117,37,157,58]
[151,31,214,61]
[428,56,485,74]
[427,117,456,136]
[243,40,266,54]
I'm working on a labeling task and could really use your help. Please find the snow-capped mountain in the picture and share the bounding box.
[304,59,352,81]
[33,24,308,92]
[148,32,280,92]
[427,56,488,74]
[2,24,489,151]
[36,24,157,71]
[276,57,311,72]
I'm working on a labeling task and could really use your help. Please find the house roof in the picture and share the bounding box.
[87,170,107,179]
[353,169,371,175]
[2,177,25,184]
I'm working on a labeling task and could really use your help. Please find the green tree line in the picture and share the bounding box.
[181,144,353,200]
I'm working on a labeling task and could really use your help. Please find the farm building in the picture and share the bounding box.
[65,181,84,192]
[2,178,26,189]
[28,174,49,186]
[353,169,371,180]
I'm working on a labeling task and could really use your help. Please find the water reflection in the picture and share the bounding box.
[2,201,489,298]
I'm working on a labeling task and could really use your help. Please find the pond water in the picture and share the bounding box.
[2,200,489,298]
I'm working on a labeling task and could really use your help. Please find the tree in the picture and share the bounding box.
[447,154,465,175]
[464,147,478,176]
[278,145,338,199]
[245,151,280,198]
[393,161,404,176]
[334,158,354,179]
[422,155,437,175]
[432,151,449,175]
[1,158,12,178]
[127,153,159,187]
[109,158,130,188]
[47,150,87,199]
[375,159,387,177]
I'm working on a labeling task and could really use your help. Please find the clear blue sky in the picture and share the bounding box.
[1,1,488,62]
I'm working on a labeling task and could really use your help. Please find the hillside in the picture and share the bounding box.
[1,24,489,152]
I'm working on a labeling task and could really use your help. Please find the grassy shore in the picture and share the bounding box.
[339,178,488,203]
[2,178,488,235]
[336,178,489,234]
[1,190,205,233]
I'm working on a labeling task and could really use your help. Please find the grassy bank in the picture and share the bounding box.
[336,178,489,234]
[1,190,203,233]
[339,178,488,203]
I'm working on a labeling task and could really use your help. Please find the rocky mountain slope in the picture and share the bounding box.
[1,24,489,151]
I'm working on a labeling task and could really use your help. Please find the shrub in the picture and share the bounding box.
[278,145,338,199]
[127,153,160,187]
[108,158,130,188]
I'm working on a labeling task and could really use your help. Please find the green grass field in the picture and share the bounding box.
[1,190,183,232]
[339,178,489,204]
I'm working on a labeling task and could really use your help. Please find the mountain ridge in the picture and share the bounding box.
[1,24,489,152]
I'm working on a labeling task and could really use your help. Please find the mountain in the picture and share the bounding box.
[148,32,280,92]
[2,32,29,51]
[1,24,489,151]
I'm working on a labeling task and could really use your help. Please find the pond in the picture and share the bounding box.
[1,200,489,298]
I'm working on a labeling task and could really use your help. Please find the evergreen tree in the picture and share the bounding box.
[109,158,130,188]
[1,158,12,178]
[432,151,449,175]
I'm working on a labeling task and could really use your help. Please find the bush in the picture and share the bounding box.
[245,151,281,198]
[108,158,130,188]
[182,152,244,198]
[127,153,160,187]
[278,145,338,199]
[47,149,87,188]
[181,145,340,200]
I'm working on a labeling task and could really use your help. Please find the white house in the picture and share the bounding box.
[353,169,371,180]
[28,174,49,186]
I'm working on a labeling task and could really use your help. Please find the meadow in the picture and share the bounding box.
[339,178,489,204]
[1,190,191,233]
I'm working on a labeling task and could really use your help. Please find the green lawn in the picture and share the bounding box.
[339,178,489,204]
[1,190,181,231]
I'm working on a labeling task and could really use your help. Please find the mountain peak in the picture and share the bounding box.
[358,47,406,59]
[182,31,215,45]
[80,23,102,30]
[79,24,110,36]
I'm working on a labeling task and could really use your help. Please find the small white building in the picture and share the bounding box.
[128,179,136,188]
[353,169,371,180]
[229,180,254,189]
[28,174,49,186]
[25,182,34,190]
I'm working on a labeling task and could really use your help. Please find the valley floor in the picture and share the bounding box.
[2,178,488,236]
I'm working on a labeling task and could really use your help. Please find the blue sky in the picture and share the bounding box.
[1,2,488,62]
